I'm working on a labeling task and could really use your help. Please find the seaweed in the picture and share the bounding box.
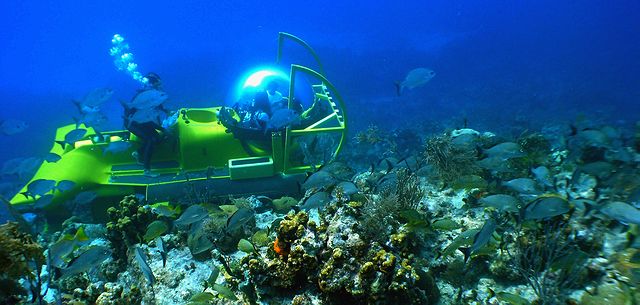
[423,135,479,183]
[507,218,587,305]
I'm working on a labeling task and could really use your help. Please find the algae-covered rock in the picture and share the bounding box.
[580,281,630,305]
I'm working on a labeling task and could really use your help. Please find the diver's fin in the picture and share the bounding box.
[395,81,402,96]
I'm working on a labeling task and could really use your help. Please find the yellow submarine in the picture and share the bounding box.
[9,33,347,224]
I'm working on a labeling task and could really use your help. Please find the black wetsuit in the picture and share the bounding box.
[124,101,167,171]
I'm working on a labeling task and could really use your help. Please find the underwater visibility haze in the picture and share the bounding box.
[1,1,640,304]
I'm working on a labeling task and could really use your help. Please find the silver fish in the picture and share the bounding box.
[156,237,167,267]
[75,88,114,109]
[396,68,435,95]
[72,191,98,206]
[0,119,28,136]
[226,208,255,232]
[174,205,209,227]
[333,181,359,196]
[129,107,165,125]
[134,246,155,285]
[523,196,570,220]
[459,218,497,263]
[44,152,62,163]
[22,179,57,199]
[127,89,168,109]
[484,142,525,160]
[74,111,109,130]
[301,191,331,211]
[56,129,87,149]
[31,194,54,209]
[266,109,300,130]
[302,170,336,191]
[503,178,540,195]
[598,201,640,225]
[479,194,520,213]
[56,180,76,193]
[1,157,42,179]
[476,157,514,173]
[531,166,553,187]
[61,246,111,278]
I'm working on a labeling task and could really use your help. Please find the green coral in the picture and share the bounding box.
[95,283,142,305]
[106,195,157,263]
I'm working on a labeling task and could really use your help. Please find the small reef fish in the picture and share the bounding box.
[395,67,436,96]
[531,166,553,187]
[144,220,168,242]
[61,246,111,278]
[333,181,359,197]
[459,218,498,263]
[134,246,155,285]
[71,191,98,206]
[476,156,514,173]
[522,195,570,220]
[266,108,301,131]
[302,170,336,191]
[301,191,331,211]
[590,201,640,225]
[156,237,167,267]
[49,227,89,268]
[212,284,238,301]
[56,128,87,149]
[174,205,209,227]
[44,152,62,163]
[440,229,480,258]
[484,142,525,160]
[74,111,109,131]
[187,227,213,255]
[0,119,28,136]
[22,179,57,199]
[1,157,42,179]
[129,107,165,125]
[126,89,168,109]
[226,208,255,232]
[237,238,256,254]
[503,178,540,195]
[30,194,54,209]
[56,180,76,193]
[479,194,520,213]
[150,202,180,218]
[431,218,462,231]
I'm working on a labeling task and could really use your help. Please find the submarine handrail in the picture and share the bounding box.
[277,32,326,76]
[284,64,347,173]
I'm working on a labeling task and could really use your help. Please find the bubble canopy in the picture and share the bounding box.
[231,67,289,105]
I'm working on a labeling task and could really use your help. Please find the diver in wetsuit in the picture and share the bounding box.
[124,73,170,177]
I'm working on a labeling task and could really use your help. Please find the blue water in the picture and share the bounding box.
[1,0,639,162]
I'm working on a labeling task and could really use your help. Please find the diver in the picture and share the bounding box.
[124,72,171,177]
[237,80,290,129]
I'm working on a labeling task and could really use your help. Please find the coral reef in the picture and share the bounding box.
[106,195,157,264]
[0,222,45,304]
